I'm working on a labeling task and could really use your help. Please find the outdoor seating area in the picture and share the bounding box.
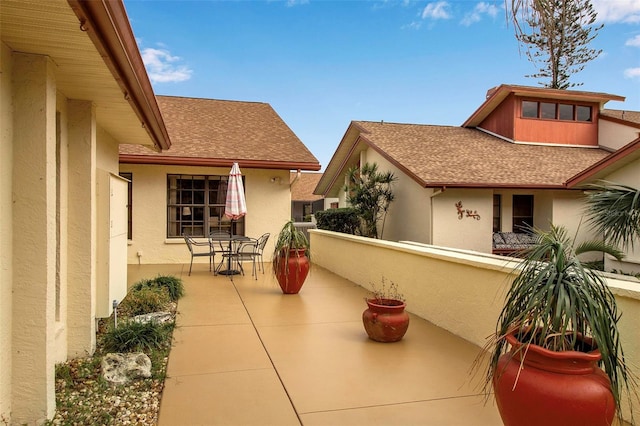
[184,232,270,278]
[127,263,503,425]
[491,232,538,256]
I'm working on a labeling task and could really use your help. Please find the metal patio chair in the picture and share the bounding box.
[254,233,270,273]
[183,234,216,276]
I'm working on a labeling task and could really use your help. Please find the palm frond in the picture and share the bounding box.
[484,224,636,419]
[584,181,640,249]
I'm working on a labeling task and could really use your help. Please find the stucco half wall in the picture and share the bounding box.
[309,229,640,422]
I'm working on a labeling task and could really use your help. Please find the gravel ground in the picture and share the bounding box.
[49,355,167,426]
[49,311,175,425]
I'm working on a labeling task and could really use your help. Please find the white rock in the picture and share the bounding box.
[102,353,152,384]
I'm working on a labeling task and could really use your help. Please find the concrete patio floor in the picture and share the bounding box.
[127,262,503,426]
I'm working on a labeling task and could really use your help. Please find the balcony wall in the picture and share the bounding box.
[309,229,640,421]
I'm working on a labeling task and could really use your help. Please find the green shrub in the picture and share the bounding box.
[315,208,359,234]
[118,286,171,317]
[131,275,184,301]
[101,320,174,353]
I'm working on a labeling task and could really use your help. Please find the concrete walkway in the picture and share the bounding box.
[127,263,503,426]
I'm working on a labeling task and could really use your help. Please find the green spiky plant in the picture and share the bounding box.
[584,181,640,250]
[272,220,310,290]
[483,224,636,423]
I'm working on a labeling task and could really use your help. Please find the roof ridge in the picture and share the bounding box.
[156,95,269,106]
[355,120,459,129]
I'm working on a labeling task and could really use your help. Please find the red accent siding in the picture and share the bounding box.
[479,94,599,146]
[478,94,516,140]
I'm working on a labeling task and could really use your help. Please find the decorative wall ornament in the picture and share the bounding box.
[455,201,481,220]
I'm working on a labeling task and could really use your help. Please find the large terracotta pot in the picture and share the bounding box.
[493,331,615,426]
[275,248,309,294]
[362,298,409,342]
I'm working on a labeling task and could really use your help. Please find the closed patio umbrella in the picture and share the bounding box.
[224,162,247,223]
[220,162,247,275]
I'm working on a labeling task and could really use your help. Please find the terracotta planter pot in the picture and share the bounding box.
[275,248,309,294]
[493,331,615,426]
[362,298,409,342]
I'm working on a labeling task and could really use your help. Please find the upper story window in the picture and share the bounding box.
[521,100,592,122]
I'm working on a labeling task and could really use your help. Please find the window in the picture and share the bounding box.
[512,195,533,232]
[521,100,591,122]
[576,105,592,122]
[119,172,132,240]
[493,194,501,232]
[540,102,556,119]
[522,101,538,118]
[167,174,245,238]
[559,104,574,120]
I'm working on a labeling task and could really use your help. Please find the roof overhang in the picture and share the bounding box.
[119,155,321,171]
[463,84,625,128]
[313,123,368,197]
[566,137,640,187]
[1,0,170,150]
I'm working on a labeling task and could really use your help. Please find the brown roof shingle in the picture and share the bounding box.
[290,172,324,201]
[601,109,640,126]
[120,96,320,170]
[354,121,611,187]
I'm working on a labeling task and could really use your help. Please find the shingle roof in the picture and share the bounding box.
[120,96,320,170]
[290,172,324,201]
[353,121,610,187]
[601,109,640,126]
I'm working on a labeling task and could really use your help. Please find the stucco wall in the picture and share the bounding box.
[601,158,640,273]
[310,229,640,422]
[119,165,291,265]
[0,40,14,422]
[11,52,58,423]
[364,149,432,243]
[599,119,640,151]
[551,191,600,241]
[432,189,493,253]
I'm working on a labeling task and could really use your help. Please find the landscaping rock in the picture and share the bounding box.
[102,353,152,384]
[132,311,173,325]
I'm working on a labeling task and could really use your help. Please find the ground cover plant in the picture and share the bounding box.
[47,275,183,425]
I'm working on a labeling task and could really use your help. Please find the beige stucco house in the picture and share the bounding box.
[1,0,171,423]
[119,96,320,266]
[567,134,640,274]
[316,85,640,273]
[290,172,338,222]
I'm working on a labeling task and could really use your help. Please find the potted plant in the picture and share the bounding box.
[481,224,636,426]
[362,277,409,342]
[272,220,310,294]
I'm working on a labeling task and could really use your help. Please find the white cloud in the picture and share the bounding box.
[287,0,309,6]
[461,2,500,26]
[141,48,192,84]
[624,67,640,79]
[626,35,640,47]
[592,0,640,23]
[421,1,451,20]
[402,21,423,30]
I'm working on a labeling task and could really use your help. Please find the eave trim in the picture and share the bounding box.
[119,155,321,171]
[67,0,171,151]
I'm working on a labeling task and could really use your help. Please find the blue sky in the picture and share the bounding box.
[124,0,640,170]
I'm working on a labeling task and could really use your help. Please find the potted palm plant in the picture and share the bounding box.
[272,220,310,294]
[481,224,636,426]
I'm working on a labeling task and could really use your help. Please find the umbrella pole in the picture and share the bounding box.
[219,218,239,276]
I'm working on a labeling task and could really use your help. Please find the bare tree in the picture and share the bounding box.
[506,0,603,89]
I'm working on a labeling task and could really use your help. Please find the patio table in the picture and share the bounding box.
[210,234,250,276]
